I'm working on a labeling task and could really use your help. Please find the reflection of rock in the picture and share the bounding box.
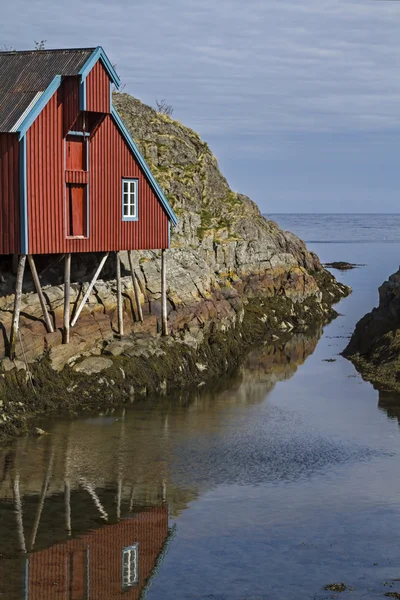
[378,390,400,424]
[344,268,400,392]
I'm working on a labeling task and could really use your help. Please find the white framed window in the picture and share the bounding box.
[122,178,138,220]
[122,544,139,589]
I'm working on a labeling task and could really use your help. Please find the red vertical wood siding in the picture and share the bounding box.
[27,505,169,600]
[62,76,80,136]
[26,90,64,255]
[0,133,20,254]
[26,88,169,254]
[86,61,110,113]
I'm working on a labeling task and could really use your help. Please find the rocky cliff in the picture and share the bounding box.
[0,93,349,379]
[344,268,400,392]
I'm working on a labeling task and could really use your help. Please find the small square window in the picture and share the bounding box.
[122,544,138,589]
[122,179,138,220]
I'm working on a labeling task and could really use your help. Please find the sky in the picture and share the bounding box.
[2,0,400,213]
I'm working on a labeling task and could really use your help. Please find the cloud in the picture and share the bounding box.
[2,0,400,211]
[3,0,400,137]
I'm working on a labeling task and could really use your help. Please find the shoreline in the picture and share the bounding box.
[0,272,349,445]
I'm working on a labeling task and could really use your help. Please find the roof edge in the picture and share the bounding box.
[79,46,120,88]
[111,105,178,227]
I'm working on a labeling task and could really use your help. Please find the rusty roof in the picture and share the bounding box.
[0,48,95,132]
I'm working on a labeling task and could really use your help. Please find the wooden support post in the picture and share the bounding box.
[161,249,168,336]
[71,252,109,327]
[27,255,54,333]
[63,253,71,344]
[116,251,124,337]
[128,250,143,322]
[10,254,27,359]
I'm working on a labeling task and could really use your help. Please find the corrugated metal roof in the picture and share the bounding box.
[0,48,95,132]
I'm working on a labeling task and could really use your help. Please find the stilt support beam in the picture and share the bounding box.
[63,253,71,344]
[10,254,27,359]
[28,255,54,334]
[116,252,124,337]
[71,252,109,327]
[128,250,143,322]
[161,249,168,336]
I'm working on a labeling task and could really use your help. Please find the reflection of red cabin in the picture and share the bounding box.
[26,505,169,599]
[0,47,177,256]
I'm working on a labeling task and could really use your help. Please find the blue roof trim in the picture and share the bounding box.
[17,75,62,139]
[79,46,120,88]
[111,106,178,227]
[19,135,28,253]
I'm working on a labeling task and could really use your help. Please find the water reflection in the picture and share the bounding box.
[379,390,400,423]
[0,332,321,599]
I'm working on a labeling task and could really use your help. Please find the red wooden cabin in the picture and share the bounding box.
[0,47,177,352]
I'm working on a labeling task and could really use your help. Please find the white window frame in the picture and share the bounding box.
[122,544,139,589]
[122,178,138,221]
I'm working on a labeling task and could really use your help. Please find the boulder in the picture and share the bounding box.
[73,357,113,375]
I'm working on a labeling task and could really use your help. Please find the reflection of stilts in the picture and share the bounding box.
[129,484,135,512]
[80,478,108,521]
[117,407,126,520]
[64,421,72,535]
[30,442,55,551]
[12,472,26,554]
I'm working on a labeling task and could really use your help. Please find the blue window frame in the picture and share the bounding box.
[122,544,139,589]
[122,178,139,221]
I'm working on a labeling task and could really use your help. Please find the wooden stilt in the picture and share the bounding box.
[128,250,143,322]
[71,252,109,327]
[27,255,54,333]
[161,248,168,336]
[10,254,27,359]
[116,251,124,337]
[63,254,71,344]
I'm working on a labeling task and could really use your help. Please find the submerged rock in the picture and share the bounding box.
[324,583,347,593]
[343,267,400,392]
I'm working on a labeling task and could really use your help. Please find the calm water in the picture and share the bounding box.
[2,214,400,599]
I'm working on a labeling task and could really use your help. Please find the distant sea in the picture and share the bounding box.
[265,213,400,244]
[265,213,400,326]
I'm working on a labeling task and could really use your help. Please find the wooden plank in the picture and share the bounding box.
[161,249,168,336]
[9,254,26,359]
[116,252,124,337]
[63,253,71,344]
[128,250,143,322]
[27,255,54,333]
[71,252,109,327]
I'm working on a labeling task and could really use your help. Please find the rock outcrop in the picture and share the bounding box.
[344,267,400,391]
[0,93,348,372]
